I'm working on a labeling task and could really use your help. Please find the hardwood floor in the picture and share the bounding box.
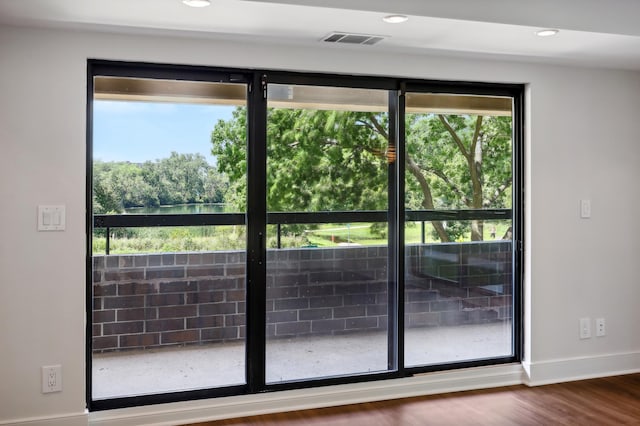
[186,374,640,426]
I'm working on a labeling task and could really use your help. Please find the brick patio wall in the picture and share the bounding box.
[92,241,512,352]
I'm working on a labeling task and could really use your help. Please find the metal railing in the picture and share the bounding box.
[93,209,511,255]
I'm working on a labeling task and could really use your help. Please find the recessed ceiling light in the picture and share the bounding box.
[182,0,211,7]
[383,15,409,24]
[535,29,559,37]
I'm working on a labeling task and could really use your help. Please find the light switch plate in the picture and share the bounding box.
[38,205,65,231]
[580,199,591,219]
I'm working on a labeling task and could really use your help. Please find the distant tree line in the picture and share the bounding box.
[93,152,228,214]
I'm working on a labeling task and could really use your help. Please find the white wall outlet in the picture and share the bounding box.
[42,365,62,393]
[580,199,591,219]
[596,318,606,336]
[579,317,591,339]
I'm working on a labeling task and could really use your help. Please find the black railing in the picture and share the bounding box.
[93,209,511,254]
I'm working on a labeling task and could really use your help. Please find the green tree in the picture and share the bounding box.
[204,169,229,204]
[93,153,228,213]
[211,108,248,211]
[406,114,512,241]
[151,152,211,205]
[93,160,158,213]
[211,108,389,213]
[211,107,512,242]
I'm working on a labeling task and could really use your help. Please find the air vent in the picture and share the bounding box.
[322,32,385,45]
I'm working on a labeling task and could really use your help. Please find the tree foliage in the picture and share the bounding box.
[211,107,512,242]
[406,113,512,241]
[93,152,227,214]
[211,108,389,213]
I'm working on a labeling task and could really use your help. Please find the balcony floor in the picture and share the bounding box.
[93,322,512,400]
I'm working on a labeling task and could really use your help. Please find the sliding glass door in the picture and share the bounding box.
[402,91,517,367]
[88,61,522,410]
[90,70,250,401]
[264,83,392,382]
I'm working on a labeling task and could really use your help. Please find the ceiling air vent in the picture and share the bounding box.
[322,32,385,46]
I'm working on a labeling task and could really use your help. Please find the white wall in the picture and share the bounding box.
[1,25,639,425]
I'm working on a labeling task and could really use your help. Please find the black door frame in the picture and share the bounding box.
[86,60,524,411]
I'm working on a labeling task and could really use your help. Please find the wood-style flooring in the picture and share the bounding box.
[187,373,640,426]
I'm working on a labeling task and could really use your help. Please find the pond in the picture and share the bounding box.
[124,203,227,214]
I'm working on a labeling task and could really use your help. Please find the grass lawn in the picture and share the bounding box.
[295,220,510,247]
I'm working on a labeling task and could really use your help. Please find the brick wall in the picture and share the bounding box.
[265,246,389,339]
[92,241,512,352]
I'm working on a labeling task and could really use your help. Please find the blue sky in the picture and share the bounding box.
[93,100,234,165]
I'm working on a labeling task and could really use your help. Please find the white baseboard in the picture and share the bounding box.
[10,353,638,426]
[89,364,524,426]
[0,412,88,426]
[522,351,640,386]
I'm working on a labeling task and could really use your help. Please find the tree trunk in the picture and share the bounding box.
[471,220,483,241]
[438,114,486,241]
[406,156,450,242]
[469,116,484,241]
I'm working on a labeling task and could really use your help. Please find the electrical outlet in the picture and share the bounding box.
[579,317,591,339]
[42,365,62,393]
[596,318,606,337]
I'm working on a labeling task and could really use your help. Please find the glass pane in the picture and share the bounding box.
[91,77,247,399]
[265,84,390,383]
[404,94,514,367]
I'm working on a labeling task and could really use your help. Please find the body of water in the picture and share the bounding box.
[124,203,227,214]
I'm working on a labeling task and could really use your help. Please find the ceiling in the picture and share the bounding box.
[2,0,640,71]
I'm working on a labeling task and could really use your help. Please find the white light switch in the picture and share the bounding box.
[38,205,65,231]
[43,211,52,226]
[580,199,591,219]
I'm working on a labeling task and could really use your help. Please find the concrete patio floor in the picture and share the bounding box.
[93,322,512,400]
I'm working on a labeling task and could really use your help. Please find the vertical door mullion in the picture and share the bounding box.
[396,88,406,375]
[86,62,96,410]
[246,73,268,393]
[387,90,399,371]
[512,91,525,362]
[387,87,407,375]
